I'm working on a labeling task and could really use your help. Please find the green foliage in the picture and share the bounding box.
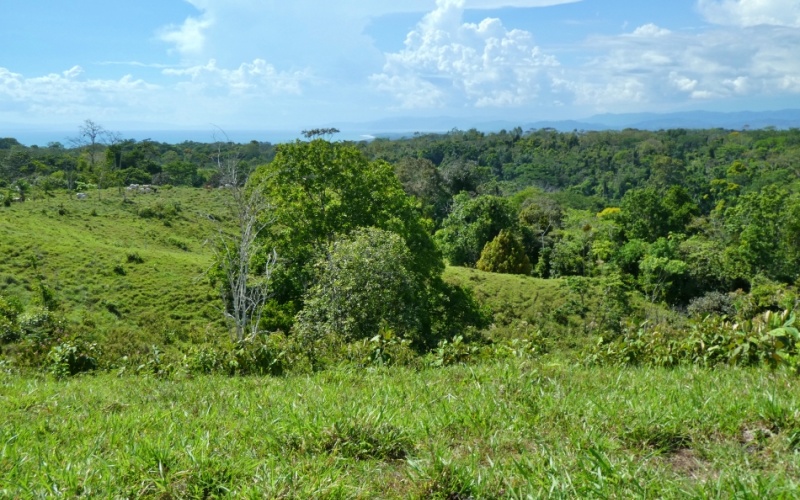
[435,193,515,266]
[47,339,99,379]
[295,228,426,345]
[184,333,290,376]
[591,309,800,370]
[476,229,532,275]
[136,200,181,220]
[252,139,441,310]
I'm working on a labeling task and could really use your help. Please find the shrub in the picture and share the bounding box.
[296,228,425,345]
[687,291,735,318]
[137,201,181,221]
[126,252,144,264]
[47,340,99,379]
[167,237,189,251]
[0,294,22,343]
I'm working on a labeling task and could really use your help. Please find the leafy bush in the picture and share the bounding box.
[47,340,99,379]
[687,291,735,318]
[184,333,294,376]
[428,335,481,367]
[0,294,22,343]
[296,228,425,345]
[589,309,800,370]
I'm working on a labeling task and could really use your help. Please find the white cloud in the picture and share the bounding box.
[553,18,800,111]
[698,0,800,27]
[0,65,161,125]
[466,0,580,7]
[158,14,214,55]
[630,23,672,37]
[163,59,311,96]
[371,0,559,108]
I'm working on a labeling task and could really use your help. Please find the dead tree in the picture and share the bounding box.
[209,133,276,341]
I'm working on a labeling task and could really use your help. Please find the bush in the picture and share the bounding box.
[137,201,181,221]
[47,340,99,379]
[296,228,425,345]
[687,291,735,318]
[126,252,144,264]
[0,294,22,343]
[184,333,294,376]
[167,237,189,251]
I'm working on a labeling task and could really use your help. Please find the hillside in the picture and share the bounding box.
[0,188,230,356]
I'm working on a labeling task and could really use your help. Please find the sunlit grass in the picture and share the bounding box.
[1,359,798,497]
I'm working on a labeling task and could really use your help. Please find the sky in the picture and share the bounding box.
[1,0,799,140]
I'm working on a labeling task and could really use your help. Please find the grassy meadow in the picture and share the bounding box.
[2,361,799,498]
[2,188,800,498]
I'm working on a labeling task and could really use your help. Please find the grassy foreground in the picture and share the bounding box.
[2,359,799,498]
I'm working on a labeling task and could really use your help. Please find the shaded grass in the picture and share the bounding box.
[1,359,799,497]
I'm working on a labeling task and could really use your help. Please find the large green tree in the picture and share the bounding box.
[250,139,442,317]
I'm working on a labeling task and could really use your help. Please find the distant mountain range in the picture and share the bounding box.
[343,109,800,139]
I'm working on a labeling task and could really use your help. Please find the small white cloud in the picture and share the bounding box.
[371,0,559,108]
[698,0,800,28]
[466,0,581,7]
[630,23,672,37]
[159,14,214,55]
[671,72,699,92]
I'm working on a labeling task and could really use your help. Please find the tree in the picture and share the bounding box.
[296,228,424,343]
[70,119,107,172]
[476,229,532,275]
[393,157,449,223]
[209,138,277,342]
[435,193,515,267]
[250,139,442,309]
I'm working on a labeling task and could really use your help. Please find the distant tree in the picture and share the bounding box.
[435,193,515,267]
[70,119,107,172]
[476,229,532,275]
[301,128,340,139]
[393,157,449,223]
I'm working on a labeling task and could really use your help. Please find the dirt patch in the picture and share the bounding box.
[668,448,704,478]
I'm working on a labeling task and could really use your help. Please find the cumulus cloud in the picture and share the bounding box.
[698,0,800,28]
[158,14,214,55]
[0,65,161,125]
[0,66,156,106]
[553,18,800,112]
[371,0,559,108]
[163,59,311,96]
[630,23,672,37]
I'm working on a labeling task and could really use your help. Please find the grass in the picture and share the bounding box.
[0,188,226,334]
[1,359,799,497]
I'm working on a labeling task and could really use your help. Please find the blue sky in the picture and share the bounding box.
[1,0,799,138]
